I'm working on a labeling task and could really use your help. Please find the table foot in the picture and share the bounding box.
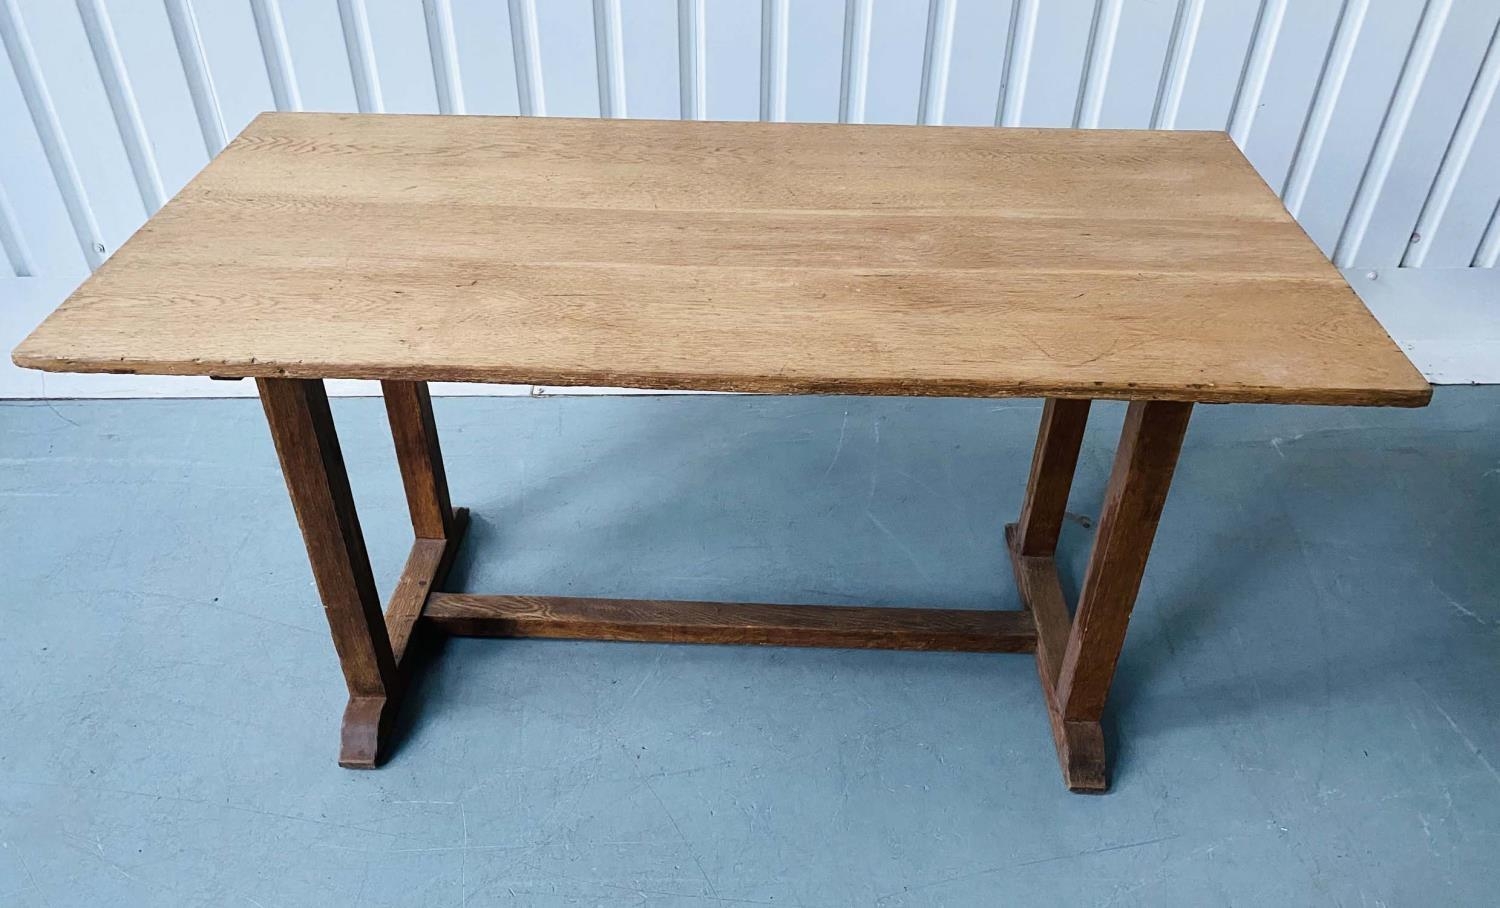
[1050,715,1107,793]
[339,696,394,769]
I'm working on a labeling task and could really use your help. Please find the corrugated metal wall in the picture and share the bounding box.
[3,0,1499,279]
[1,0,1497,397]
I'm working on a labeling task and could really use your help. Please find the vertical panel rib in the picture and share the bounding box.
[1405,16,1500,266]
[0,183,33,276]
[1280,0,1355,198]
[591,0,624,117]
[1284,0,1363,211]
[1229,0,1284,139]
[1150,0,1193,128]
[1074,0,1114,128]
[677,0,705,119]
[838,0,869,123]
[163,0,226,154]
[761,0,772,119]
[917,0,955,125]
[609,0,630,117]
[0,0,106,268]
[422,0,463,114]
[997,0,1036,126]
[992,0,1025,126]
[250,0,300,111]
[760,0,787,121]
[1475,200,1500,266]
[508,0,543,116]
[773,0,788,120]
[76,0,163,211]
[1335,0,1449,267]
[837,0,854,121]
[336,0,381,112]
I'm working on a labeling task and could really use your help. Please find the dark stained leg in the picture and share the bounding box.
[257,376,1184,790]
[1008,399,1192,791]
[382,380,456,539]
[1015,398,1091,557]
[257,378,397,768]
[379,380,469,666]
[1056,401,1193,722]
[1007,397,1097,788]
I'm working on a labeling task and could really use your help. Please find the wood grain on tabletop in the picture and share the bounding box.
[12,113,1430,406]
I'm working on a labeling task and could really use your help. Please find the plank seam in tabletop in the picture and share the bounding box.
[11,113,1430,407]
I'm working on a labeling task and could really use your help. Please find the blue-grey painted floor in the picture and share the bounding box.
[1,389,1498,906]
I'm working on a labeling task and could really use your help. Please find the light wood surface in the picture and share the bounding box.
[13,113,1428,405]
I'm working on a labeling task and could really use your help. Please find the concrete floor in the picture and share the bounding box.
[1,389,1497,906]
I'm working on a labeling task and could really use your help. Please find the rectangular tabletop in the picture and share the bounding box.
[12,113,1429,406]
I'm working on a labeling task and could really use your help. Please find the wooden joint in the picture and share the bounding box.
[385,507,470,666]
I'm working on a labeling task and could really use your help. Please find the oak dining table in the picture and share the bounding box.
[12,112,1430,791]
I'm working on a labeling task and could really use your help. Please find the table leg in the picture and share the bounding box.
[1015,398,1091,557]
[1058,400,1192,719]
[1008,399,1191,791]
[258,378,397,767]
[382,380,456,540]
[380,380,470,665]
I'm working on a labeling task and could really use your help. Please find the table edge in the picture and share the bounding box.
[9,348,1434,408]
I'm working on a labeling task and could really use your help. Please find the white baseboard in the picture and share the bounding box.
[1343,267,1500,385]
[4,271,1494,398]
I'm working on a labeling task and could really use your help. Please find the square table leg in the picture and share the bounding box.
[382,380,457,540]
[258,377,467,767]
[1008,399,1192,791]
[1015,399,1092,558]
[380,380,470,666]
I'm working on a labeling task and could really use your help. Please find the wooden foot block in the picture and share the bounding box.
[1049,713,1107,793]
[339,695,396,769]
